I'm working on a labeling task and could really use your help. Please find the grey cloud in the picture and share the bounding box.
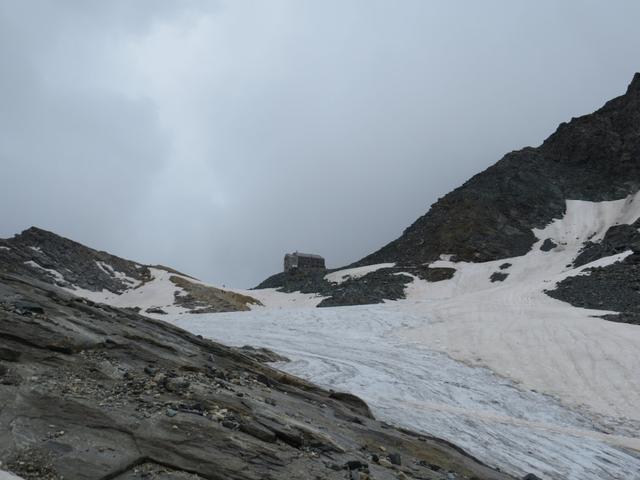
[0,1,177,253]
[1,1,640,287]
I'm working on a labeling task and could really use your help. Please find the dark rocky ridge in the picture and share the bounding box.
[572,221,640,267]
[0,272,513,480]
[255,268,413,307]
[357,73,640,267]
[0,227,153,294]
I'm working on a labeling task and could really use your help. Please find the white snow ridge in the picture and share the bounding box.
[159,193,640,480]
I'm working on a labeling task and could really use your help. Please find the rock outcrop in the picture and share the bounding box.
[547,252,640,325]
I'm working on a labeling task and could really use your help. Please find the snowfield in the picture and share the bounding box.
[70,193,640,479]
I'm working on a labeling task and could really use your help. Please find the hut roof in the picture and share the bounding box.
[289,252,324,260]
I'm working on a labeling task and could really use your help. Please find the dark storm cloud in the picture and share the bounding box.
[2,1,640,287]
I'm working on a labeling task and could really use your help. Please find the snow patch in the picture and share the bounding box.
[324,263,395,284]
[66,266,269,315]
[393,193,640,425]
[43,192,640,479]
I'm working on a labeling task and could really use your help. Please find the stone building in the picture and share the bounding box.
[284,252,325,272]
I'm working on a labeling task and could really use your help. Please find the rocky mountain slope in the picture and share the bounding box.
[359,73,640,267]
[0,272,514,480]
[0,227,260,315]
[256,74,640,319]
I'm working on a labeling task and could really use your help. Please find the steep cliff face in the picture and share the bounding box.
[358,73,640,267]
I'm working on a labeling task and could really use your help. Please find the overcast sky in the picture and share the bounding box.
[1,1,640,287]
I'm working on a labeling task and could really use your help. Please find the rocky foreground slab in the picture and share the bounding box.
[0,273,515,480]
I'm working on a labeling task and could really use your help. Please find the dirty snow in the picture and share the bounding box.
[324,263,395,284]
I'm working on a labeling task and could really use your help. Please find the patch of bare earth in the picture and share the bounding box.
[170,275,262,313]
